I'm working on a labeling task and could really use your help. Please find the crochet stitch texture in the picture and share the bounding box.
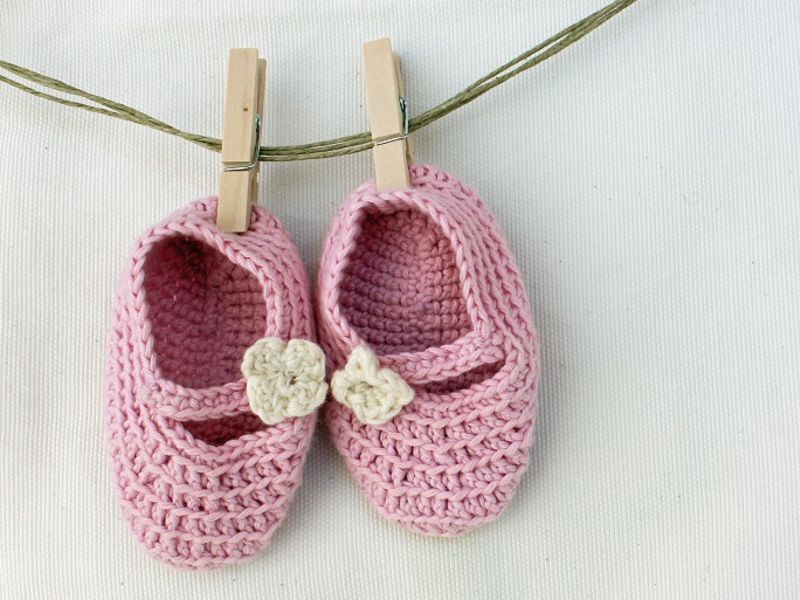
[105,198,317,569]
[318,164,539,536]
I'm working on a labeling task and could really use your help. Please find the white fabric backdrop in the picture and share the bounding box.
[1,1,799,598]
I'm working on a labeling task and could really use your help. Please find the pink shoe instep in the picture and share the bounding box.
[105,199,327,568]
[318,164,540,536]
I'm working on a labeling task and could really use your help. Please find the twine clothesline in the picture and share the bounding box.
[0,0,639,162]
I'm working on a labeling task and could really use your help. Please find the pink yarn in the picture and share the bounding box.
[318,164,540,536]
[105,198,316,569]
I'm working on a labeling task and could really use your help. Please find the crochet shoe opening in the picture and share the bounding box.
[419,359,505,395]
[340,208,500,386]
[339,205,503,392]
[181,413,266,446]
[143,235,267,389]
[340,206,470,355]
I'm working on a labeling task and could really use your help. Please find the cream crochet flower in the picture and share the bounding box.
[330,345,414,425]
[242,338,328,425]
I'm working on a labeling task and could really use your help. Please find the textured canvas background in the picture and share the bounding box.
[1,1,799,598]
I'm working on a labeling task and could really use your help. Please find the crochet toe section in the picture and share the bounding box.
[109,416,315,569]
[327,398,535,536]
[242,337,328,425]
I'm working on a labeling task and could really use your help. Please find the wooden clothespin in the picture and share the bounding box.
[217,48,266,232]
[363,38,412,191]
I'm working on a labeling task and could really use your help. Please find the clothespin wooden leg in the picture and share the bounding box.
[394,55,413,164]
[363,38,411,192]
[217,48,266,233]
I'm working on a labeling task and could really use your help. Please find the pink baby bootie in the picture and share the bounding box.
[317,164,540,536]
[105,198,326,568]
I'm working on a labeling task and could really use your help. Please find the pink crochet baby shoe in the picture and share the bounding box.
[105,198,326,569]
[318,164,540,536]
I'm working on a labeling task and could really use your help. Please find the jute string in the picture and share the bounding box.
[0,0,639,162]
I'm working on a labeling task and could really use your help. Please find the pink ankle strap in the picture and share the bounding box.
[141,378,250,421]
[379,329,504,386]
